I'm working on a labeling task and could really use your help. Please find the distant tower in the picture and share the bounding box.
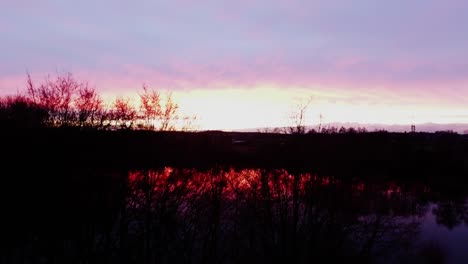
[411,124,416,133]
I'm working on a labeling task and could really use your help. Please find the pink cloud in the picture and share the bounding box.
[0,75,27,96]
[2,54,468,108]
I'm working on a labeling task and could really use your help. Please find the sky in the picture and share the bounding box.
[1,0,468,130]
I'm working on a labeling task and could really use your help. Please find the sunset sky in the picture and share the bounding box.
[1,1,468,130]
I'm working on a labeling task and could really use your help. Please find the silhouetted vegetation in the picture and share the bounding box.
[0,95,48,127]
[3,166,468,263]
[2,73,468,263]
[0,72,195,131]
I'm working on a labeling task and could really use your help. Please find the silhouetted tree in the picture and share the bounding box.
[0,95,47,127]
[139,84,162,129]
[75,85,103,128]
[288,97,312,134]
[180,115,198,131]
[112,97,137,129]
[138,85,198,131]
[357,127,367,133]
[321,126,338,134]
[1,72,199,131]
[160,92,179,131]
[26,72,82,126]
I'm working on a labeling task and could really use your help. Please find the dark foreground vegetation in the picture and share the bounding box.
[2,73,468,263]
[2,161,468,264]
[2,124,468,264]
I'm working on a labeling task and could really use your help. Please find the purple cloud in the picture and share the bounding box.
[1,0,468,106]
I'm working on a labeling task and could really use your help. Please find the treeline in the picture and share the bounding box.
[0,73,196,130]
[263,126,372,134]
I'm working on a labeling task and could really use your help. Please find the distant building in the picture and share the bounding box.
[411,124,416,133]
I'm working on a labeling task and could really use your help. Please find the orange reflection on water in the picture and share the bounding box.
[127,167,339,205]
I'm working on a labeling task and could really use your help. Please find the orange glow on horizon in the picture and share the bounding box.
[3,72,467,131]
[99,86,468,131]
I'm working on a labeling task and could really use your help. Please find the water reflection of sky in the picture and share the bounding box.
[421,203,468,264]
[125,167,468,263]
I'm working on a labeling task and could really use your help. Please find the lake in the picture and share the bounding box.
[2,167,468,263]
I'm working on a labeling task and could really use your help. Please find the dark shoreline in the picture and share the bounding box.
[3,126,467,174]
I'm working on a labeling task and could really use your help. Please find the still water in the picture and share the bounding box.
[124,168,468,264]
[4,167,468,263]
[420,204,468,264]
